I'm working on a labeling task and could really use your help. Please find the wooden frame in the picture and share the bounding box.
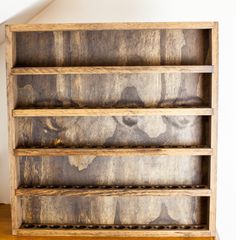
[6,22,218,237]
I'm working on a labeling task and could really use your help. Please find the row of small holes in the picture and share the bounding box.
[20,185,207,189]
[22,224,207,230]
[26,145,207,149]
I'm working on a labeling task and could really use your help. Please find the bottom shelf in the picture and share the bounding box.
[18,224,210,237]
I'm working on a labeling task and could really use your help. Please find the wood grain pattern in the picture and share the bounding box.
[6,22,217,237]
[13,108,213,117]
[9,22,215,32]
[16,188,211,197]
[5,25,22,235]
[16,229,212,238]
[15,73,211,109]
[15,29,210,67]
[16,116,210,148]
[21,196,208,225]
[15,148,213,156]
[209,22,218,235]
[0,204,216,239]
[18,155,210,186]
[11,66,213,75]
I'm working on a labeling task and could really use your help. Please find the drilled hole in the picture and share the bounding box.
[194,185,206,189]
[87,225,99,229]
[181,185,192,189]
[62,225,73,229]
[75,225,86,229]
[100,225,112,229]
[127,225,139,229]
[193,225,206,230]
[127,186,138,189]
[166,225,178,230]
[141,225,152,229]
[114,225,125,229]
[87,186,96,189]
[74,185,85,189]
[154,185,165,189]
[178,225,191,230]
[114,186,124,189]
[61,185,70,188]
[100,186,112,189]
[153,225,165,230]
[36,224,47,229]
[49,225,60,229]
[23,224,35,229]
[35,185,44,188]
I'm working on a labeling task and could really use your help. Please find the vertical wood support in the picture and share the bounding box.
[6,26,22,234]
[209,22,218,236]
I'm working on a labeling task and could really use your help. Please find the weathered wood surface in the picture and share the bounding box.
[21,196,208,225]
[15,29,210,67]
[19,156,209,186]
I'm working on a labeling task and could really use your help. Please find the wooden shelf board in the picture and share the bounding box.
[15,187,211,197]
[11,65,213,75]
[9,22,216,32]
[12,108,213,117]
[16,228,211,237]
[14,147,213,157]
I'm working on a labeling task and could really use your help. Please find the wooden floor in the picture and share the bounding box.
[0,204,215,240]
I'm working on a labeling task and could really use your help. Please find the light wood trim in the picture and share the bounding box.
[16,188,211,197]
[16,228,211,237]
[11,65,213,75]
[6,26,22,235]
[9,22,215,32]
[14,148,213,157]
[209,22,218,236]
[13,108,213,117]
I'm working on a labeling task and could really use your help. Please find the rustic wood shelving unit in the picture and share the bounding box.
[6,22,218,237]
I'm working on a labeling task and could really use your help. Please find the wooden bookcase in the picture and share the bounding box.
[6,22,218,237]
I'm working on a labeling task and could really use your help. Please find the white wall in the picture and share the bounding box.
[0,0,235,239]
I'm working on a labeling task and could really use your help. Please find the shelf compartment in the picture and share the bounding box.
[15,147,212,156]
[16,116,210,148]
[14,29,210,67]
[20,195,209,228]
[13,108,213,117]
[15,72,211,109]
[18,155,210,187]
[16,186,211,197]
[11,65,213,75]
